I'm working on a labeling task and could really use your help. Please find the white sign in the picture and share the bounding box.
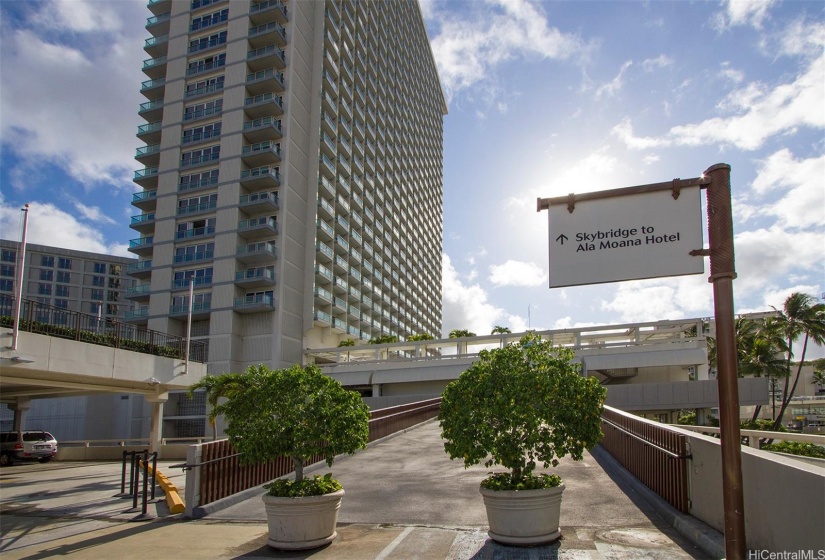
[547,186,704,288]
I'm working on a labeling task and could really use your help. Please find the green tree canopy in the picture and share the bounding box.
[407,333,435,341]
[491,326,511,335]
[449,329,476,338]
[439,333,606,487]
[368,334,398,344]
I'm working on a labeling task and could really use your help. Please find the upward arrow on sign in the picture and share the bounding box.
[555,234,568,245]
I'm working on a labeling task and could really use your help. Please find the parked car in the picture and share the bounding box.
[0,431,58,466]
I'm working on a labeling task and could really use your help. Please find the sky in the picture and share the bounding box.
[0,0,823,347]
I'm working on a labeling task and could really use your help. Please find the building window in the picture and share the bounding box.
[58,257,72,269]
[38,283,52,295]
[184,98,222,121]
[90,302,101,314]
[178,193,217,213]
[55,285,69,297]
[41,255,54,267]
[181,145,220,167]
[107,290,120,302]
[190,8,228,31]
[182,122,222,144]
[40,269,54,281]
[177,217,216,239]
[57,271,70,283]
[1,264,15,278]
[110,264,122,276]
[174,242,214,263]
[172,292,211,308]
[90,288,104,300]
[1,250,15,263]
[109,277,121,289]
[0,279,13,291]
[93,262,106,274]
[55,299,68,309]
[106,304,118,315]
[188,31,227,54]
[173,267,213,288]
[180,169,219,190]
[91,276,105,287]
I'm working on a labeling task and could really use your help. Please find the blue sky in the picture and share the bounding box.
[1,0,823,343]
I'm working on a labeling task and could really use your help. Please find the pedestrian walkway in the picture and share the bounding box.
[0,420,718,559]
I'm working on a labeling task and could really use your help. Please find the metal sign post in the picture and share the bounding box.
[537,163,746,559]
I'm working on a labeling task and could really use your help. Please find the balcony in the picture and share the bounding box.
[241,140,281,167]
[129,213,156,234]
[317,196,334,219]
[175,225,215,240]
[240,191,279,214]
[125,307,150,322]
[133,167,158,188]
[140,78,166,99]
[314,308,331,326]
[237,216,278,240]
[317,219,334,240]
[235,268,276,288]
[135,144,160,166]
[127,260,153,279]
[145,12,170,36]
[234,294,275,313]
[131,189,157,210]
[180,151,220,170]
[125,283,152,302]
[138,99,164,122]
[331,317,346,333]
[171,276,212,290]
[249,0,288,26]
[315,263,333,282]
[147,0,170,16]
[246,67,285,95]
[136,121,162,144]
[183,104,221,123]
[185,81,224,100]
[316,240,333,262]
[169,301,211,320]
[247,21,286,49]
[236,241,277,264]
[318,175,335,198]
[128,236,154,256]
[248,44,285,73]
[242,117,282,143]
[179,175,218,194]
[173,250,214,264]
[186,58,225,78]
[177,200,217,216]
[143,34,168,58]
[244,92,284,118]
[240,165,280,189]
[142,55,167,79]
[315,286,333,304]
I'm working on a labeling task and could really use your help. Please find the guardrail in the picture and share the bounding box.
[672,424,825,448]
[180,398,441,515]
[0,294,207,362]
[599,406,691,512]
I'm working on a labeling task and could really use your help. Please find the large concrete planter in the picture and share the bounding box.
[479,484,565,545]
[261,489,344,550]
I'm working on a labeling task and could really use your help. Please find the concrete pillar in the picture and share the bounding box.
[145,392,168,458]
[372,383,380,397]
[9,397,31,431]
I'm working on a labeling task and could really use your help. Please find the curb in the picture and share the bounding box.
[590,445,725,559]
[143,463,185,514]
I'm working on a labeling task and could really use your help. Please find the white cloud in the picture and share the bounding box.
[718,62,745,84]
[442,253,505,336]
[713,0,777,32]
[601,274,713,323]
[73,202,118,225]
[749,149,825,228]
[426,0,587,101]
[0,1,146,190]
[489,260,547,287]
[595,60,633,99]
[613,51,825,151]
[734,227,825,294]
[0,197,132,257]
[642,154,661,165]
[642,55,673,72]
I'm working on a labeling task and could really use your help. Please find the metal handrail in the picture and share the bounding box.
[602,417,691,459]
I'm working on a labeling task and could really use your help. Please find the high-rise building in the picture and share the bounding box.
[129,0,446,379]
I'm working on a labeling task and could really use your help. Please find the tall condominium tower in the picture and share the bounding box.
[130,0,446,377]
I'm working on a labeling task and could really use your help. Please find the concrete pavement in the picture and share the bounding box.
[0,420,720,559]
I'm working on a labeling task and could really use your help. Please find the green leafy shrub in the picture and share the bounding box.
[212,364,370,491]
[439,333,606,488]
[677,410,697,425]
[265,473,343,497]
[480,472,561,491]
[762,441,825,459]
[741,419,786,432]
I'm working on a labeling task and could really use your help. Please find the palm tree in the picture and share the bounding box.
[491,326,511,335]
[188,372,251,440]
[407,333,434,341]
[449,329,475,338]
[770,293,825,431]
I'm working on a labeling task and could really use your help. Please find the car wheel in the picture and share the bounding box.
[0,453,11,467]
[38,457,52,463]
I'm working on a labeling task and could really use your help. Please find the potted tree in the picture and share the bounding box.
[202,364,370,550]
[439,333,606,545]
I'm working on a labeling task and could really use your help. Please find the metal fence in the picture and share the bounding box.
[600,405,691,513]
[192,398,442,507]
[0,294,207,363]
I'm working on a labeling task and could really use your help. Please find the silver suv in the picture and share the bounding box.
[0,431,58,466]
